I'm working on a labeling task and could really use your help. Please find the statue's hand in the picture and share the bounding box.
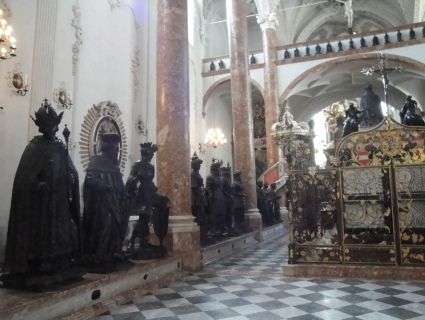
[35,181,49,192]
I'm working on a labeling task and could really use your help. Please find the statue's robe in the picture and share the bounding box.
[82,154,127,265]
[4,136,80,273]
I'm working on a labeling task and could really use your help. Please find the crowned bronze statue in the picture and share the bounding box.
[359,84,384,126]
[267,183,282,224]
[125,142,168,260]
[82,133,132,273]
[1,99,84,290]
[191,152,214,246]
[221,163,236,236]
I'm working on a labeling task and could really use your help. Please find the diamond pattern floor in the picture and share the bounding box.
[91,229,425,320]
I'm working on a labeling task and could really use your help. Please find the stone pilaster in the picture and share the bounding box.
[227,0,261,235]
[28,0,59,140]
[156,0,201,270]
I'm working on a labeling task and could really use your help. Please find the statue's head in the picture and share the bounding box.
[191,152,203,170]
[256,180,263,188]
[220,162,231,177]
[263,182,269,189]
[30,99,63,140]
[233,170,242,181]
[210,158,222,173]
[271,183,277,189]
[140,142,158,161]
[364,84,373,91]
[100,133,121,161]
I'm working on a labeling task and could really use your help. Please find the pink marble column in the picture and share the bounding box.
[228,0,262,235]
[263,27,280,167]
[156,0,200,270]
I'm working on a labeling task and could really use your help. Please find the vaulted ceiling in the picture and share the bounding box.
[202,0,425,122]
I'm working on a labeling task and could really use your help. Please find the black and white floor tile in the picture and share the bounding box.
[92,229,425,320]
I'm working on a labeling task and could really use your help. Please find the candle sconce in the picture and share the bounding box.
[6,63,28,96]
[53,82,73,109]
[198,143,206,154]
[135,116,148,136]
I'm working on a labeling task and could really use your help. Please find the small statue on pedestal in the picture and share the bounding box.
[384,33,391,44]
[372,35,379,46]
[284,49,290,59]
[1,100,84,290]
[360,37,367,47]
[326,42,333,53]
[210,62,216,71]
[206,158,227,240]
[125,142,168,260]
[400,96,425,126]
[349,38,355,49]
[218,60,225,69]
[82,133,132,273]
[294,48,300,57]
[305,46,311,56]
[338,41,343,51]
[397,30,403,42]
[191,152,214,246]
[410,28,416,40]
[315,44,322,54]
[250,54,256,64]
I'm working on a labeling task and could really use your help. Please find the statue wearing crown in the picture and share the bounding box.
[125,142,168,259]
[1,100,83,290]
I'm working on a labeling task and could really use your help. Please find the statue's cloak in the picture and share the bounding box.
[4,136,81,273]
[82,154,127,263]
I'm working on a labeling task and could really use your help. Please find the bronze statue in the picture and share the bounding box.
[284,49,290,59]
[360,37,367,47]
[267,183,282,224]
[210,62,216,71]
[220,163,235,236]
[191,152,213,246]
[349,38,355,49]
[338,41,343,51]
[326,42,332,53]
[206,158,227,240]
[218,60,225,69]
[397,30,403,42]
[409,28,416,40]
[384,33,391,44]
[342,103,363,137]
[315,44,322,54]
[294,48,300,57]
[82,133,132,273]
[400,96,425,126]
[360,84,384,126]
[305,46,311,56]
[372,35,379,46]
[232,171,248,233]
[1,100,83,290]
[125,142,168,259]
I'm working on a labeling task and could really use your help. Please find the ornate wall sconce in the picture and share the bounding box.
[135,116,148,136]
[0,5,17,61]
[53,82,73,109]
[6,63,28,96]
[198,143,206,154]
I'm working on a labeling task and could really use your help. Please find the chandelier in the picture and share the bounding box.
[0,7,17,61]
[204,126,227,148]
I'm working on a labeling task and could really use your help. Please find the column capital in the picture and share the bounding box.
[257,12,279,30]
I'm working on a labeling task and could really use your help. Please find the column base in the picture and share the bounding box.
[246,208,263,241]
[156,215,202,271]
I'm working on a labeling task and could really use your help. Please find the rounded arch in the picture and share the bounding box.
[279,53,425,105]
[203,76,264,117]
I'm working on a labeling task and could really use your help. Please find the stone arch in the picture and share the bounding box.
[279,53,425,105]
[203,76,264,118]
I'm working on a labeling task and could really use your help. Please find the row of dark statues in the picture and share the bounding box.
[191,155,252,246]
[1,100,169,290]
[256,181,282,227]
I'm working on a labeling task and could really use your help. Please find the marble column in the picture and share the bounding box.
[156,0,201,270]
[27,0,59,141]
[227,0,262,236]
[260,21,280,167]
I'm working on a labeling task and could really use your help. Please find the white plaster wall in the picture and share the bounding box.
[0,0,37,261]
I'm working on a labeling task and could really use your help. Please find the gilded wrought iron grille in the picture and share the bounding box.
[395,164,425,264]
[288,170,340,264]
[341,166,395,264]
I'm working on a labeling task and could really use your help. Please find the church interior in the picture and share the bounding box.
[1,0,425,319]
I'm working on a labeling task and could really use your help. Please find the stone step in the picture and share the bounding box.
[1,257,184,320]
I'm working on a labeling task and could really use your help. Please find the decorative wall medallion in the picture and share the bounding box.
[53,82,72,109]
[253,103,266,139]
[80,101,128,172]
[71,5,83,76]
[5,63,27,95]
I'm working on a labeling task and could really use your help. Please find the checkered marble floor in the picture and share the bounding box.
[92,229,425,320]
